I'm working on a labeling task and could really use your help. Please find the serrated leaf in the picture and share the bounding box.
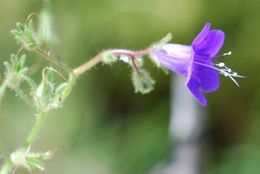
[4,54,29,89]
[11,20,38,50]
[26,158,45,171]
[132,69,155,94]
[11,149,51,172]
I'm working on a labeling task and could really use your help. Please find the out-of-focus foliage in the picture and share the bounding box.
[0,0,260,174]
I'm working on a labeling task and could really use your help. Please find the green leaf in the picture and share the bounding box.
[132,69,155,94]
[4,54,29,89]
[11,20,38,50]
[11,149,52,172]
[27,158,45,171]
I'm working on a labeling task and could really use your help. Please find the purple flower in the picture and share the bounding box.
[152,23,242,106]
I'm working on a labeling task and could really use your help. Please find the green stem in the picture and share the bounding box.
[0,80,8,105]
[0,160,12,174]
[23,112,46,150]
[0,112,46,174]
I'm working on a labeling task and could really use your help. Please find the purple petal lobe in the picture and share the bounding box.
[194,63,220,92]
[186,76,207,106]
[192,23,211,47]
[193,30,225,58]
[187,78,207,106]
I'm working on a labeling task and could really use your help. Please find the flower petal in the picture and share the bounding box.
[186,75,207,106]
[195,63,220,92]
[152,44,194,76]
[192,23,211,47]
[153,51,188,76]
[193,30,225,58]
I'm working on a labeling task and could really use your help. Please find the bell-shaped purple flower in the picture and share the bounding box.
[152,23,241,106]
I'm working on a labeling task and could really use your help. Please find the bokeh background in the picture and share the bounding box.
[0,0,260,173]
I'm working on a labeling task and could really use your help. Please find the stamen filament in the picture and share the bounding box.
[193,61,243,87]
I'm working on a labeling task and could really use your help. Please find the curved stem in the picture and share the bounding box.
[73,52,103,76]
[73,48,152,76]
[35,48,72,73]
[110,48,151,57]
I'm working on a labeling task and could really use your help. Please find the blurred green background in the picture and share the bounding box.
[0,0,260,173]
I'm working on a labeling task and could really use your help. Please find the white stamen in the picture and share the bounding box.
[224,51,232,56]
[218,62,225,67]
[235,74,245,78]
[214,51,232,58]
[193,61,243,87]
[229,75,239,87]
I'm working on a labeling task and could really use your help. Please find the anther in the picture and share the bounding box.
[214,51,232,58]
[223,51,232,56]
[218,62,225,68]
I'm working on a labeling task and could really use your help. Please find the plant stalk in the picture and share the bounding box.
[23,112,46,150]
[73,48,151,76]
[0,81,8,105]
[0,112,46,174]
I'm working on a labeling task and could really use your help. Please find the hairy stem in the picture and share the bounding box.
[23,112,46,150]
[73,52,103,76]
[110,48,151,57]
[73,48,151,76]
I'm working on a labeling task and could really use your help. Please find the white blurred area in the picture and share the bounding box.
[152,75,206,174]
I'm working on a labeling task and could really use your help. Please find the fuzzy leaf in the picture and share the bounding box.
[132,69,155,94]
[4,54,28,89]
[11,149,51,172]
[11,20,38,50]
